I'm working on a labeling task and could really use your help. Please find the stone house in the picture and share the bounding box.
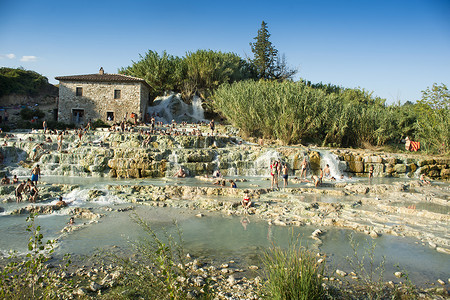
[55,68,151,125]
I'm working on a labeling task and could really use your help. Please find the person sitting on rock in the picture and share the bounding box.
[1,175,10,185]
[12,175,18,184]
[242,190,252,212]
[419,174,431,185]
[311,175,321,187]
[229,180,237,188]
[174,167,186,178]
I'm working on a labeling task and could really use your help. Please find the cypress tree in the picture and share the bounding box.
[250,21,278,80]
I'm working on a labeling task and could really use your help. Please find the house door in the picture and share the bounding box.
[72,109,84,124]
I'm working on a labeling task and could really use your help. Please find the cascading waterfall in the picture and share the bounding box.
[318,150,348,179]
[248,150,281,176]
[148,93,206,124]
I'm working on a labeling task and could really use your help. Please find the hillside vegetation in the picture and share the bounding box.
[0,67,58,98]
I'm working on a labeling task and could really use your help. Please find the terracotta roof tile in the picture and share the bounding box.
[55,73,151,89]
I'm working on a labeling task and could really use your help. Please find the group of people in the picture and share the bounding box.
[14,165,41,203]
[270,160,289,189]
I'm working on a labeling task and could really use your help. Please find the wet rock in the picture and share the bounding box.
[74,287,88,296]
[89,281,102,292]
[311,229,324,238]
[227,275,236,286]
[193,276,205,287]
[117,206,134,212]
[394,271,403,278]
[369,231,379,238]
[345,184,369,194]
[0,207,4,213]
[437,279,445,286]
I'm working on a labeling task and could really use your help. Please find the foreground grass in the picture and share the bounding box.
[261,241,325,300]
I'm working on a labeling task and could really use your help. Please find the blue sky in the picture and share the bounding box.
[1,0,449,104]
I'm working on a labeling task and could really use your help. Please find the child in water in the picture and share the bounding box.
[242,190,252,212]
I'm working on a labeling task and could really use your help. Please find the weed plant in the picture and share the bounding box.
[100,214,212,300]
[0,213,73,299]
[261,239,325,300]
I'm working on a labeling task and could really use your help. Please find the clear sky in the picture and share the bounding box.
[1,0,449,104]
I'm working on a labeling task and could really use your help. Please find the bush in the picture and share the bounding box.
[92,119,110,128]
[19,107,45,121]
[261,239,325,300]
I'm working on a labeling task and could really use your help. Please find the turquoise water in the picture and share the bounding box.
[1,176,449,287]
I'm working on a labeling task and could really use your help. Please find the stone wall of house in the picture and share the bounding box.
[58,81,147,124]
[139,84,150,121]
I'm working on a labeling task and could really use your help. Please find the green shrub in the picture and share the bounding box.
[261,240,325,300]
[92,119,110,128]
[19,107,45,120]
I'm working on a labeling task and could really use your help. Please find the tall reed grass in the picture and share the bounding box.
[213,80,420,149]
[261,241,325,300]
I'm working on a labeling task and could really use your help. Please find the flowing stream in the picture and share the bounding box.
[0,175,449,286]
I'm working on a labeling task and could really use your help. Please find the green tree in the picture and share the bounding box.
[250,21,297,80]
[119,50,185,100]
[415,83,450,153]
[183,50,252,99]
[250,21,279,80]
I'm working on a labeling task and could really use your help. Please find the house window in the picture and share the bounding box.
[107,112,114,121]
[76,87,83,96]
[72,109,84,124]
[114,89,121,99]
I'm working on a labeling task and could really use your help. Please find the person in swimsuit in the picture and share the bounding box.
[229,180,237,188]
[242,190,252,212]
[32,143,44,161]
[1,175,10,185]
[312,175,321,187]
[56,195,67,207]
[174,167,186,178]
[209,119,215,135]
[369,164,374,178]
[43,120,47,134]
[270,160,279,189]
[29,182,38,203]
[57,131,63,152]
[323,164,331,178]
[15,181,26,202]
[300,158,308,179]
[31,165,41,185]
[282,164,289,188]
